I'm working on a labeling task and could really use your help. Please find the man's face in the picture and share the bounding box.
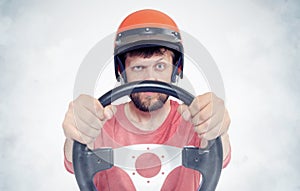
[125,50,173,112]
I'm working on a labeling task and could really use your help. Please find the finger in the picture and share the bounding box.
[87,142,94,150]
[77,130,96,145]
[75,94,105,121]
[62,109,82,140]
[63,98,99,145]
[69,121,96,145]
[191,102,213,126]
[194,117,211,135]
[222,109,231,133]
[189,93,212,116]
[199,121,224,142]
[201,108,230,138]
[193,97,227,133]
[103,105,117,120]
[73,103,103,129]
[77,110,103,131]
[177,104,191,121]
[63,113,97,145]
[194,112,224,135]
[63,121,85,144]
[74,115,101,138]
[75,95,98,112]
[200,137,208,148]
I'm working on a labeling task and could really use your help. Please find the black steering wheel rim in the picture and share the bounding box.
[72,80,223,191]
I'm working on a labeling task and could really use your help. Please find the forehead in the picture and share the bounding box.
[125,50,173,65]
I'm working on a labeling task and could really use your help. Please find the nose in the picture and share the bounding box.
[143,68,157,81]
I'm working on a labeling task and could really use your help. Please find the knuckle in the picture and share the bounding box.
[68,101,74,110]
[92,119,102,130]
[202,119,212,131]
[215,98,224,107]
[196,96,202,104]
[214,122,223,132]
[224,113,231,128]
[219,98,224,105]
[212,127,221,138]
[192,100,201,111]
[222,109,230,123]
[62,123,69,136]
[194,125,202,134]
[66,108,74,118]
[203,120,210,129]
[78,94,87,100]
[76,94,91,104]
[62,123,73,138]
[200,111,210,121]
[223,115,231,129]
[62,114,74,129]
[227,116,231,126]
[226,110,231,121]
[207,92,214,97]
[93,99,101,109]
[75,95,83,103]
[85,113,95,123]
[195,121,210,134]
[205,92,214,99]
[62,119,68,129]
[191,117,199,125]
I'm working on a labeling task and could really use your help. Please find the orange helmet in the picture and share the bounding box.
[114,9,184,82]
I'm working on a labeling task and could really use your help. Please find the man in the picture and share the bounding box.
[63,9,231,190]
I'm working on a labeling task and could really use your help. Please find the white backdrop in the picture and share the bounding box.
[1,0,299,190]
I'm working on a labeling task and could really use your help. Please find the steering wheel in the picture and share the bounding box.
[72,80,223,191]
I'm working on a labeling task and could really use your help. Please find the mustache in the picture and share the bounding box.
[129,93,169,112]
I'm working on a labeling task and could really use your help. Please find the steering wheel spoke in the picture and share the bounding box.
[114,144,182,190]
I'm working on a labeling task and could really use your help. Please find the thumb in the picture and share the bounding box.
[200,138,208,148]
[103,105,117,120]
[177,104,191,121]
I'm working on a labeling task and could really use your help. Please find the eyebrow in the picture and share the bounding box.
[132,57,166,65]
[128,54,172,67]
[155,57,165,62]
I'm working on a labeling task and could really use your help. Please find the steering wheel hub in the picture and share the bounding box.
[135,152,161,178]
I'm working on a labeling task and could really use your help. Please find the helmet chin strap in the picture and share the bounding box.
[119,76,126,85]
[171,56,183,83]
[116,56,127,83]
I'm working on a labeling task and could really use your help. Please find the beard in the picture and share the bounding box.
[130,93,169,112]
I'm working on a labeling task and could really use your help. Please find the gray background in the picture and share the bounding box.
[0,0,299,190]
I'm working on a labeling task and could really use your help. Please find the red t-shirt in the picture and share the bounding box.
[64,100,230,190]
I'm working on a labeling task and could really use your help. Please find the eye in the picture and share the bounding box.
[131,65,145,72]
[155,63,165,71]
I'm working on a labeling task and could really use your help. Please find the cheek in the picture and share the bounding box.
[126,72,143,82]
[159,69,173,82]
